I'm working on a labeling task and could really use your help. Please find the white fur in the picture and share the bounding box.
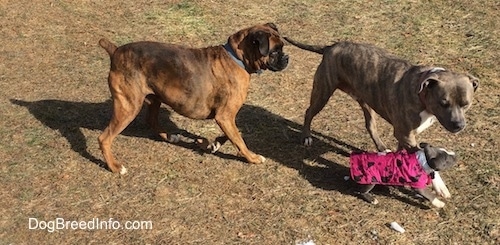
[210,142,221,153]
[430,67,446,73]
[439,148,456,155]
[431,198,445,208]
[416,110,436,134]
[432,171,451,198]
[259,155,266,163]
[304,137,313,146]
[168,134,180,143]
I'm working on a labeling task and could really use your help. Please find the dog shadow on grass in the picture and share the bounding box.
[236,105,432,209]
[10,99,195,170]
[10,98,429,207]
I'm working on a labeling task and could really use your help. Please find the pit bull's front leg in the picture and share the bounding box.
[414,188,445,208]
[431,171,451,198]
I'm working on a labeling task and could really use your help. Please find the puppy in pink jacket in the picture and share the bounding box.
[350,143,456,208]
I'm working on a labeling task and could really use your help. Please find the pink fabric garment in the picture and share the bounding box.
[350,151,431,189]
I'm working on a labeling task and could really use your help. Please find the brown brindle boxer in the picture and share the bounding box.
[98,23,288,174]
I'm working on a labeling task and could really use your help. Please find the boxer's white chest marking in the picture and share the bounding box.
[416,111,436,134]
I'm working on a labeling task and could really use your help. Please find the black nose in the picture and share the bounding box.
[280,54,289,65]
[450,120,465,132]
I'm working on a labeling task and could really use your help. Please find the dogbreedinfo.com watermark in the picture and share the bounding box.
[29,218,152,233]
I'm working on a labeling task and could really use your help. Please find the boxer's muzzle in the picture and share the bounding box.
[267,51,289,72]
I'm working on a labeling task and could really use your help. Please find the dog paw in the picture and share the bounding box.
[431,198,445,208]
[119,166,128,175]
[168,134,180,143]
[438,190,451,199]
[195,138,221,153]
[303,137,313,146]
[236,152,266,164]
[209,141,221,153]
[196,138,209,148]
[432,172,451,198]
[258,155,266,163]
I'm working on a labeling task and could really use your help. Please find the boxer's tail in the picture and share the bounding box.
[99,38,117,57]
[283,37,326,54]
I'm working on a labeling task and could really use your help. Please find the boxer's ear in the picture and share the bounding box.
[264,22,279,32]
[467,74,479,92]
[253,31,270,56]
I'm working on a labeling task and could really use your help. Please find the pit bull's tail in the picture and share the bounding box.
[99,38,117,57]
[284,37,327,55]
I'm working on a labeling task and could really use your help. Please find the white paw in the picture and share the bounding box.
[431,198,445,208]
[258,155,266,163]
[119,166,128,175]
[432,172,451,198]
[210,141,221,153]
[377,150,391,156]
[168,134,180,143]
[303,137,313,146]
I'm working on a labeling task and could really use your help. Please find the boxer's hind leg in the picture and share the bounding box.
[99,72,145,174]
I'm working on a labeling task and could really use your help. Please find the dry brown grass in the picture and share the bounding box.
[1,0,498,244]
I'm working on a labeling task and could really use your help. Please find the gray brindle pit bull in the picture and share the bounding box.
[284,37,478,197]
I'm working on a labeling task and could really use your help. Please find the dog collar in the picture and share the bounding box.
[416,150,434,176]
[223,42,246,71]
[223,42,263,74]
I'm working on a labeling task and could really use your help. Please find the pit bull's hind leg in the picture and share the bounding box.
[359,102,389,152]
[302,70,337,146]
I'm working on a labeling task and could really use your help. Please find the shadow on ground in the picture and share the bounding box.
[10,98,429,206]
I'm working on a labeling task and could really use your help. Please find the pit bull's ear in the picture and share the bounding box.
[264,22,279,32]
[418,78,439,93]
[467,74,479,92]
[419,142,430,149]
[253,31,271,56]
[418,68,444,93]
[422,144,439,159]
